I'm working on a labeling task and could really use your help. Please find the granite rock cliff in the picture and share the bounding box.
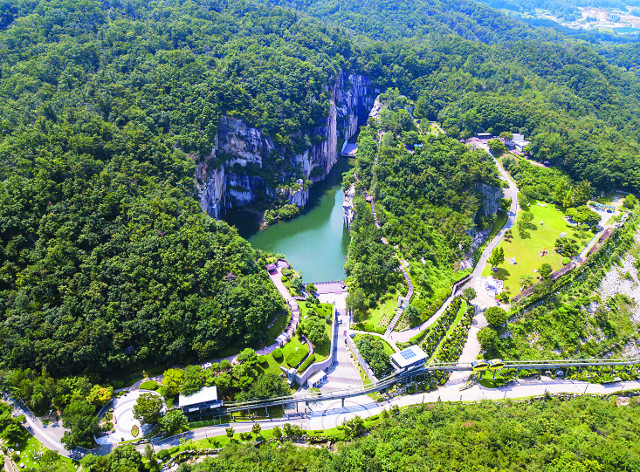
[196,71,375,219]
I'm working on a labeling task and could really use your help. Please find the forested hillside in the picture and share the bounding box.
[271,0,640,193]
[177,396,640,471]
[344,91,499,325]
[0,0,362,376]
[3,0,640,379]
[270,0,539,43]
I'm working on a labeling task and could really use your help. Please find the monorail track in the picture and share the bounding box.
[223,357,640,413]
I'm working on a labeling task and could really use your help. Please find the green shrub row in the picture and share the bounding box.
[351,322,386,335]
[271,348,284,362]
[140,380,159,391]
[419,297,464,359]
[297,353,317,373]
[286,348,308,368]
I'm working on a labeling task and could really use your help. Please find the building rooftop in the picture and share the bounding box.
[179,386,218,408]
[308,370,327,386]
[391,345,428,369]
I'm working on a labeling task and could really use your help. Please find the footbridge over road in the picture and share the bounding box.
[223,357,640,413]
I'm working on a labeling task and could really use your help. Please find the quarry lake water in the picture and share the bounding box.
[226,158,353,283]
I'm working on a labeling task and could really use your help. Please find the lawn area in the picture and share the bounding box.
[260,351,288,376]
[488,209,508,241]
[363,289,401,330]
[7,432,75,471]
[482,201,586,295]
[267,311,291,344]
[280,334,309,367]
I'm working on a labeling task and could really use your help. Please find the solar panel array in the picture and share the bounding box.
[400,349,417,360]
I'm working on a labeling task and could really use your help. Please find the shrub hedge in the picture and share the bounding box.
[297,353,316,373]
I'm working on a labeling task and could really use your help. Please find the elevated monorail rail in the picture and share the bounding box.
[222,357,640,413]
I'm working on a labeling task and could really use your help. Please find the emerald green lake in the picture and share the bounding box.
[226,158,353,283]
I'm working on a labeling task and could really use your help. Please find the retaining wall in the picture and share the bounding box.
[345,334,378,383]
[295,305,339,385]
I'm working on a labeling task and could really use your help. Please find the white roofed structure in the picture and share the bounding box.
[308,370,327,388]
[390,345,428,370]
[178,386,222,418]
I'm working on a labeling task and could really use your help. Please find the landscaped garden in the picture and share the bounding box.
[3,428,75,471]
[353,334,394,377]
[279,267,304,297]
[298,301,333,362]
[264,301,333,376]
[351,288,402,334]
[482,201,590,296]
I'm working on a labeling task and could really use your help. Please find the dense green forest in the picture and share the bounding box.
[272,0,640,193]
[345,92,499,323]
[2,0,640,378]
[270,0,540,43]
[88,395,640,471]
[0,0,372,376]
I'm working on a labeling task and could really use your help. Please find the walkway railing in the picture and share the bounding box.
[222,356,640,412]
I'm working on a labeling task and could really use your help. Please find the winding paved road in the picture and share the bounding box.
[391,141,519,344]
[137,375,640,455]
[11,140,635,461]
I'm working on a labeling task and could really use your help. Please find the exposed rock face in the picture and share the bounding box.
[476,183,502,216]
[281,180,310,208]
[197,164,225,220]
[196,71,375,219]
[343,183,356,231]
[218,116,274,168]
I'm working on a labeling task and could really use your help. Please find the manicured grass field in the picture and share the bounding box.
[482,202,587,295]
[261,351,289,376]
[280,334,308,365]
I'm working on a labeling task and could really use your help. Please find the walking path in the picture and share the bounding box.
[262,263,302,354]
[318,293,364,393]
[138,375,640,455]
[391,141,519,344]
[3,395,68,456]
[367,194,414,336]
